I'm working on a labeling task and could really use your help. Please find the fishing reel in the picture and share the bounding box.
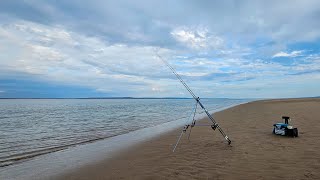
[183,124,190,132]
[211,123,218,130]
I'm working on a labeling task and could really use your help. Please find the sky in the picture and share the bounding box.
[0,0,320,98]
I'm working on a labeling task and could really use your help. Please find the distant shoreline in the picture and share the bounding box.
[0,97,318,100]
[0,97,237,100]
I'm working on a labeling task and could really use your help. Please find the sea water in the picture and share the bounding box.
[0,98,249,168]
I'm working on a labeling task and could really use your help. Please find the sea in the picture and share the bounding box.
[0,98,249,170]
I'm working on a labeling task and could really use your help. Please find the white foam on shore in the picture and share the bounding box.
[0,101,249,180]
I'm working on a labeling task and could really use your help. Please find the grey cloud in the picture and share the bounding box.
[287,70,320,76]
[0,0,62,24]
[4,0,320,48]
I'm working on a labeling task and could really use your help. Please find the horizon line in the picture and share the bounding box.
[0,97,248,99]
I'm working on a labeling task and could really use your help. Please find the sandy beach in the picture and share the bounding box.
[57,98,320,180]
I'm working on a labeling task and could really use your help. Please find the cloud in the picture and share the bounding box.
[0,1,320,98]
[151,86,165,92]
[0,20,181,96]
[171,27,224,50]
[272,50,303,58]
[3,0,320,46]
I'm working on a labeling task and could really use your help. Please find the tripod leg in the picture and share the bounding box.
[172,130,184,152]
[188,120,196,141]
[187,126,193,141]
[188,102,198,141]
[173,102,198,152]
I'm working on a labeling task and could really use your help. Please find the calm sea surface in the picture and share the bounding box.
[0,98,249,167]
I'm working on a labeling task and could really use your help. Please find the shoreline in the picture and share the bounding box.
[0,100,248,180]
[58,98,320,179]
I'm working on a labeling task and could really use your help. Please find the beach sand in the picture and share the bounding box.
[57,98,320,179]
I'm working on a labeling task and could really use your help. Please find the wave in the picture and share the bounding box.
[0,135,120,167]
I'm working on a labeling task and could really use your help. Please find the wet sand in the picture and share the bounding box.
[58,98,320,179]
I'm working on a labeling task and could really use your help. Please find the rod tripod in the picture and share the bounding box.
[155,53,232,152]
[172,99,227,152]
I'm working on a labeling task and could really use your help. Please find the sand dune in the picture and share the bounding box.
[58,98,320,179]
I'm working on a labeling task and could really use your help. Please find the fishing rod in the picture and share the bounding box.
[155,53,231,147]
